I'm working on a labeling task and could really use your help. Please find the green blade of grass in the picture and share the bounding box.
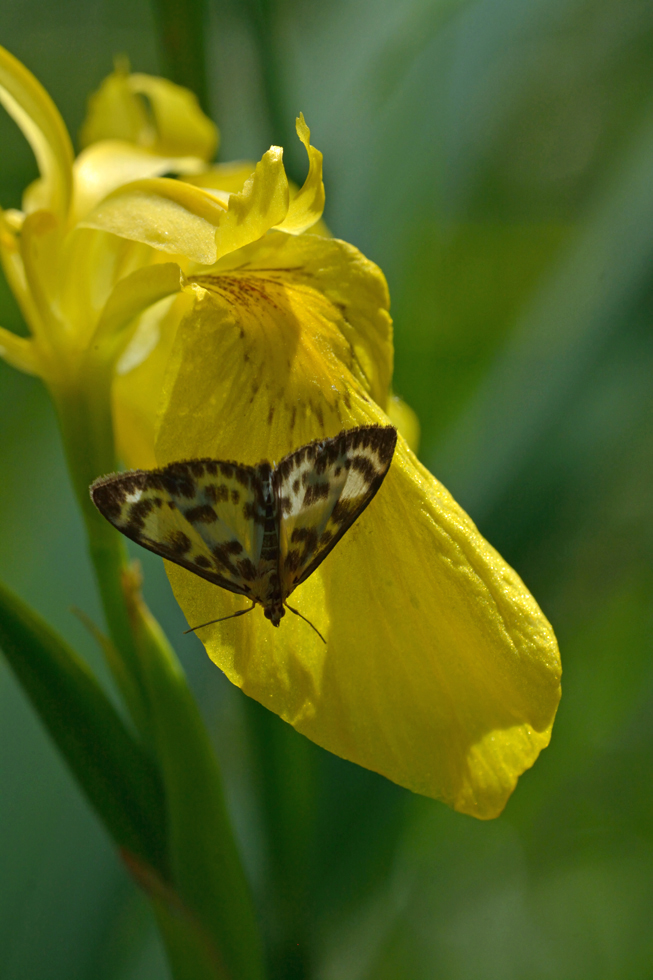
[0,578,168,875]
[125,575,266,980]
[151,0,210,114]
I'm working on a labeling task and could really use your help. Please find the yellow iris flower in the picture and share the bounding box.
[0,47,561,819]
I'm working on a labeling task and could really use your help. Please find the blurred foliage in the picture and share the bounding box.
[1,0,653,977]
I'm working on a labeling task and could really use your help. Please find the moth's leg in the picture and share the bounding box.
[284,602,326,644]
[184,600,257,634]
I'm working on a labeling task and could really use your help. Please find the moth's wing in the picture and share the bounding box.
[91,458,267,598]
[273,425,397,597]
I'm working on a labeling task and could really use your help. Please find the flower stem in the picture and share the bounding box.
[52,375,150,713]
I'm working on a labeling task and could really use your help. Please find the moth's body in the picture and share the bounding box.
[252,463,285,625]
[91,425,397,635]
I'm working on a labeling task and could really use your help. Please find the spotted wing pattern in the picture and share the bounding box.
[272,425,397,598]
[90,458,268,598]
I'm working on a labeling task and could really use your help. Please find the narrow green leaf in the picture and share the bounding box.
[151,0,210,114]
[0,578,168,875]
[125,575,266,980]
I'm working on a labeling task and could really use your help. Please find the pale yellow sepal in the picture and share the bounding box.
[81,148,289,266]
[80,177,228,265]
[0,45,74,218]
[87,261,186,370]
[154,233,561,817]
[80,64,218,162]
[274,114,325,235]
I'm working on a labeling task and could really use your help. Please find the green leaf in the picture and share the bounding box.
[0,578,168,875]
[124,575,266,980]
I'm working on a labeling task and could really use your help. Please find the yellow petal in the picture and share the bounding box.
[274,115,325,235]
[386,393,420,452]
[81,177,229,265]
[153,231,560,817]
[129,73,218,161]
[80,64,218,162]
[0,45,74,218]
[191,231,393,415]
[81,148,289,265]
[113,291,193,469]
[72,140,208,225]
[86,261,186,370]
[185,161,257,196]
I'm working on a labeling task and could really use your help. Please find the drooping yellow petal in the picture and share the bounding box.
[274,115,325,235]
[81,148,289,265]
[71,140,208,225]
[0,45,74,218]
[80,64,218,162]
[153,231,560,818]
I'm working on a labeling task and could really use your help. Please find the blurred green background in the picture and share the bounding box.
[2,0,653,977]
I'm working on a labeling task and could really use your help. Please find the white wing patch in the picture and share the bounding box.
[273,426,397,596]
[91,458,267,597]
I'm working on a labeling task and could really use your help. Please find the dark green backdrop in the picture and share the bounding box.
[1,0,653,977]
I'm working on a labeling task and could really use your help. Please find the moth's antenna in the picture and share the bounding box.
[184,601,256,634]
[284,602,326,644]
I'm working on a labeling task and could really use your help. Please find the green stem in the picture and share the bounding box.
[52,375,151,722]
[151,0,211,114]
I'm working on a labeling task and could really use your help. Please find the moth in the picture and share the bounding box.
[90,425,397,640]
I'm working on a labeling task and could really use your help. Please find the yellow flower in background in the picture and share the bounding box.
[0,47,204,413]
[0,47,561,819]
[0,47,330,462]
